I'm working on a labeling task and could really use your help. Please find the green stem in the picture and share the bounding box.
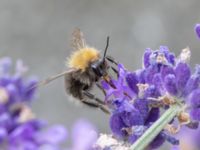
[130,104,181,150]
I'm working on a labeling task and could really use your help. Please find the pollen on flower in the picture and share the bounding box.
[162,95,176,105]
[67,47,100,71]
[178,112,190,124]
[18,105,35,123]
[148,94,176,107]
[0,88,9,104]
[137,83,149,98]
[156,53,167,64]
[165,124,180,134]
[179,47,191,63]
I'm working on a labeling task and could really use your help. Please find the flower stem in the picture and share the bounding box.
[130,104,181,150]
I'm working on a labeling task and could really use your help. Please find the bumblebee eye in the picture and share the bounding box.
[91,59,108,77]
[91,64,103,77]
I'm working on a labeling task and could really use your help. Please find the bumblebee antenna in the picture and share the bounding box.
[103,36,110,60]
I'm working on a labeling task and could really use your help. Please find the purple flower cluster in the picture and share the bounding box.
[100,46,200,149]
[0,57,67,149]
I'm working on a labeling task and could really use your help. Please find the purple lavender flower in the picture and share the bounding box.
[68,119,98,150]
[0,57,67,149]
[93,25,200,150]
[170,126,200,150]
[195,24,200,39]
[8,120,67,150]
[98,45,200,149]
[101,64,136,102]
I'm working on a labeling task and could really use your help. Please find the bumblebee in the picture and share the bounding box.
[37,29,117,113]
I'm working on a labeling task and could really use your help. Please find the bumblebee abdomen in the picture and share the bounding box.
[64,70,93,99]
[67,47,100,71]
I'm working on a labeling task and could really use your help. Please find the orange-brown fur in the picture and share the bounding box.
[67,47,100,71]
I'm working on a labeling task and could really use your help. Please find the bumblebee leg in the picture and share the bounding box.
[82,91,104,105]
[106,55,118,66]
[82,91,110,114]
[110,66,119,77]
[106,56,119,77]
[96,82,106,96]
[81,98,110,114]
[111,66,118,74]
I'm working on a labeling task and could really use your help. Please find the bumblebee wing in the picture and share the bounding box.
[32,68,78,89]
[71,28,86,50]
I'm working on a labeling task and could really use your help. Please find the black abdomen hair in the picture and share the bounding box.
[64,68,96,100]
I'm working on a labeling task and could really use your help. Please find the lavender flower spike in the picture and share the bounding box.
[95,39,200,150]
[195,24,200,39]
[0,57,68,149]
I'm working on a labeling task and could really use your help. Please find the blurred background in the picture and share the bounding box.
[0,0,200,149]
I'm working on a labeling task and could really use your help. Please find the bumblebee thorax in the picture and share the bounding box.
[67,47,100,71]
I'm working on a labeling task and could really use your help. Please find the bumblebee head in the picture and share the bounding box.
[91,37,109,77]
